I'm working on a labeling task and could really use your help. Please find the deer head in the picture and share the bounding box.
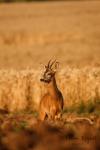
[40,60,59,83]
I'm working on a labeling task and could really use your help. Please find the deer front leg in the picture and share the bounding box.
[39,111,47,121]
[55,112,62,120]
[49,107,57,121]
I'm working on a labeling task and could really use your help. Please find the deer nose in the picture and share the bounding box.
[40,79,44,82]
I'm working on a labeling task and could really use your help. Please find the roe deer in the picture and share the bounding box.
[39,60,64,121]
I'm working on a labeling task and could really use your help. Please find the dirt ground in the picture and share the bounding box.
[0,112,100,150]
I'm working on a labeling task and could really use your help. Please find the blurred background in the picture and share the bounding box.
[0,0,100,69]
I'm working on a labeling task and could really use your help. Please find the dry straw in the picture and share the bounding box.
[0,67,99,112]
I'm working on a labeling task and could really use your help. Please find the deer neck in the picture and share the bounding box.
[47,76,58,97]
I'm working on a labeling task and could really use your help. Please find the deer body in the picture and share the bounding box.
[39,60,64,121]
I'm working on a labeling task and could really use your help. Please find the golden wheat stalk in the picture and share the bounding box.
[0,67,99,112]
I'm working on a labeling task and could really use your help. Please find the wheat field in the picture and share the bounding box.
[0,67,99,112]
[0,1,100,150]
[0,1,100,69]
[0,1,100,111]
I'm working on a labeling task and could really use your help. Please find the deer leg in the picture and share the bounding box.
[49,108,56,121]
[39,111,47,121]
[55,113,62,120]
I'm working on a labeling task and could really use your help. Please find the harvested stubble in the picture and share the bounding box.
[0,67,99,112]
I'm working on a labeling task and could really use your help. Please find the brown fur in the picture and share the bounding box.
[39,60,64,121]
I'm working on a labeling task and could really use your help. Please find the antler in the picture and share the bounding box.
[45,59,59,71]
[45,59,51,69]
[49,60,56,69]
[55,61,59,70]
